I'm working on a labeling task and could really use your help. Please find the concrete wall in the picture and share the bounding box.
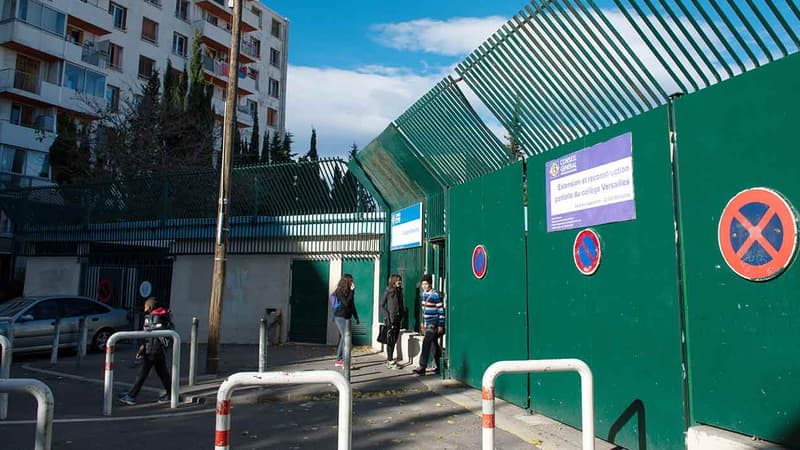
[23,257,81,296]
[170,254,292,344]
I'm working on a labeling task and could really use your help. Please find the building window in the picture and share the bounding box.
[64,63,106,97]
[108,43,123,71]
[269,48,280,68]
[144,0,162,7]
[8,103,50,130]
[174,0,189,22]
[267,108,277,127]
[268,78,279,98]
[252,7,262,29]
[108,2,127,31]
[138,56,156,79]
[16,0,67,36]
[271,19,281,39]
[0,146,25,175]
[105,85,120,112]
[172,32,188,57]
[141,17,158,44]
[250,38,261,59]
[247,100,257,117]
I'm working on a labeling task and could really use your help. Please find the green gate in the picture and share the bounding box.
[526,108,686,449]
[390,247,423,331]
[343,259,374,345]
[289,260,330,344]
[448,162,529,407]
[676,54,800,445]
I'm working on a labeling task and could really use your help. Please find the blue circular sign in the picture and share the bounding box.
[472,245,488,279]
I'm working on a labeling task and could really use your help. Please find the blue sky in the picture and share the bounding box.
[262,0,527,158]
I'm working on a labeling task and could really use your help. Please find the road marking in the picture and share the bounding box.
[21,364,161,393]
[0,408,215,425]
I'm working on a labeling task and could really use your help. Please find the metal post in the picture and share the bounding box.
[343,319,352,381]
[49,319,61,365]
[258,317,267,372]
[103,330,181,416]
[481,359,594,450]
[0,334,11,420]
[0,378,54,450]
[206,0,244,375]
[76,317,88,368]
[189,317,198,386]
[214,371,351,450]
[0,317,13,350]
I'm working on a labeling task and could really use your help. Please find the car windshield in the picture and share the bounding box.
[0,299,34,318]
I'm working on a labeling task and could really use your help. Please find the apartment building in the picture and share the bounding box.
[0,0,289,190]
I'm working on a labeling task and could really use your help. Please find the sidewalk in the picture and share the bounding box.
[4,343,616,449]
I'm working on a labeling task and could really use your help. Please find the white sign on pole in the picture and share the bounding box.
[390,203,423,251]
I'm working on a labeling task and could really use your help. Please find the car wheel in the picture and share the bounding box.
[92,328,113,353]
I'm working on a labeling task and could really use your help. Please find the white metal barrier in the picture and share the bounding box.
[103,330,181,416]
[214,371,352,450]
[0,334,11,420]
[0,317,13,350]
[482,359,594,450]
[0,378,54,450]
[258,317,267,372]
[189,317,198,386]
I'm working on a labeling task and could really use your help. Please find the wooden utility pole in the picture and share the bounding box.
[206,0,243,374]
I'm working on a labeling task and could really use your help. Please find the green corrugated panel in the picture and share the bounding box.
[395,76,509,186]
[677,53,800,446]
[526,107,685,449]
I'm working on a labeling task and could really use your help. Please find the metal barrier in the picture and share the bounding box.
[76,317,88,368]
[0,334,11,420]
[258,317,267,372]
[0,317,14,350]
[103,330,181,416]
[214,371,352,450]
[0,378,54,450]
[188,317,199,386]
[49,319,61,365]
[343,320,352,380]
[482,359,594,450]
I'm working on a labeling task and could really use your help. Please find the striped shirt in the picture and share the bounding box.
[421,290,445,327]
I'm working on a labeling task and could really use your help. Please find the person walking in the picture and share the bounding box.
[332,273,359,368]
[381,274,404,369]
[413,274,445,376]
[118,298,173,405]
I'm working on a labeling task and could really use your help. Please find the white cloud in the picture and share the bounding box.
[285,65,446,158]
[371,16,507,56]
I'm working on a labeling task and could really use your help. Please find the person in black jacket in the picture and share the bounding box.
[333,273,359,368]
[381,274,403,369]
[118,298,173,405]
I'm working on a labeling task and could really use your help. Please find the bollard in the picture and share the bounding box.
[343,319,352,381]
[103,330,181,416]
[76,317,88,369]
[481,359,594,450]
[0,334,11,420]
[49,319,61,365]
[0,378,54,450]
[0,317,13,350]
[258,317,267,372]
[189,317,198,387]
[214,371,351,450]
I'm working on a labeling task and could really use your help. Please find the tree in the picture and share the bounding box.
[49,115,91,185]
[280,132,295,163]
[260,131,270,164]
[301,128,318,161]
[248,109,260,164]
[269,132,282,164]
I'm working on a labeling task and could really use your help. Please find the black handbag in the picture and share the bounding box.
[377,324,389,344]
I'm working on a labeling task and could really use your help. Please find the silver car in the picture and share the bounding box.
[0,296,129,353]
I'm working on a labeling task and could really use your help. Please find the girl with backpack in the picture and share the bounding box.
[332,274,359,368]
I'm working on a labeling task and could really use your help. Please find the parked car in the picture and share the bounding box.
[0,296,129,353]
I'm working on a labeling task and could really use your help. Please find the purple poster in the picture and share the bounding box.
[545,133,636,232]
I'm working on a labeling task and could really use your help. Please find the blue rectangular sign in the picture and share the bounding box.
[390,203,423,250]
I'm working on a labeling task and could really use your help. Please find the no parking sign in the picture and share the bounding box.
[718,187,798,281]
[574,229,601,276]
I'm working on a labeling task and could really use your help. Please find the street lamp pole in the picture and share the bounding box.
[206,0,243,374]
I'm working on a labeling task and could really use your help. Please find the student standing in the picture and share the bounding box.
[332,273,359,368]
[413,274,445,376]
[381,274,404,369]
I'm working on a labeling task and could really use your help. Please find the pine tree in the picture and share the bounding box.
[248,109,260,164]
[260,130,270,164]
[302,128,318,161]
[270,133,282,164]
[49,115,88,185]
[281,132,295,163]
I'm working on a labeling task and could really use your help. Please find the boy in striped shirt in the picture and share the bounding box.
[413,274,445,376]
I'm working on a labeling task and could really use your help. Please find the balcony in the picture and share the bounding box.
[0,20,70,61]
[0,69,104,116]
[66,1,113,36]
[195,0,259,32]
[0,118,56,152]
[193,19,256,64]
[211,97,253,127]
[201,55,256,95]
